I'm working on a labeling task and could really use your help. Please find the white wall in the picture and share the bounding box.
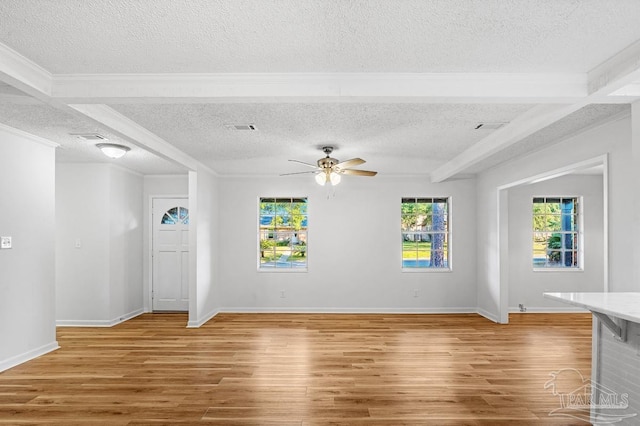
[56,164,110,321]
[0,125,58,372]
[142,174,188,311]
[508,174,604,311]
[56,163,143,325]
[215,175,477,312]
[188,168,219,326]
[109,167,144,320]
[477,114,633,322]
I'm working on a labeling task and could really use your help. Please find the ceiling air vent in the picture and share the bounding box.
[224,124,257,131]
[474,122,507,130]
[69,132,108,141]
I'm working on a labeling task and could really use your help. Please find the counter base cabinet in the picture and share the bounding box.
[543,293,640,425]
[593,321,640,424]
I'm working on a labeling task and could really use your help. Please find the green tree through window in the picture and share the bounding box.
[532,197,579,268]
[401,197,449,269]
[259,197,308,270]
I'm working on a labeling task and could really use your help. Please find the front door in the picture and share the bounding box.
[152,198,189,311]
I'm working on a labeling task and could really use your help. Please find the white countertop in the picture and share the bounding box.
[544,292,640,323]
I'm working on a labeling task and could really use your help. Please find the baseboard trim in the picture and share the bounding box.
[508,306,589,313]
[215,307,478,314]
[56,308,145,327]
[187,308,220,328]
[477,307,500,323]
[0,341,59,373]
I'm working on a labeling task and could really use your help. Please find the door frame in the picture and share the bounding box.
[496,154,608,324]
[147,194,189,312]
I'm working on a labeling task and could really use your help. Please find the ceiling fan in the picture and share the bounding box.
[282,146,377,186]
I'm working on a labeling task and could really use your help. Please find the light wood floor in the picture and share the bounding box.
[0,313,592,425]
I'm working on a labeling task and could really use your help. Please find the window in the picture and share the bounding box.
[401,197,450,269]
[532,197,580,269]
[259,197,308,270]
[161,207,189,225]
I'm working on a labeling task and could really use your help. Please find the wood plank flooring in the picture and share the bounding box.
[0,313,592,425]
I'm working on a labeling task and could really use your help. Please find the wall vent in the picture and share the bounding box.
[224,124,257,131]
[69,132,107,141]
[474,122,507,130]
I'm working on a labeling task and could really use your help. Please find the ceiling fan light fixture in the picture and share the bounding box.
[96,143,130,159]
[285,146,376,186]
[315,172,326,186]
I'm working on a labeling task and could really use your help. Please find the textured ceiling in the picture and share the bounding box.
[110,103,532,175]
[0,1,638,178]
[0,89,186,175]
[1,0,639,74]
[465,104,630,174]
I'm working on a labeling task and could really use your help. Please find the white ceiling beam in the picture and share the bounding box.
[0,41,204,172]
[431,41,640,182]
[0,42,52,100]
[51,73,587,104]
[429,104,582,182]
[589,39,640,97]
[68,104,205,172]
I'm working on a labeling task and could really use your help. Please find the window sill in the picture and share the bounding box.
[533,267,583,272]
[258,267,308,273]
[402,268,452,273]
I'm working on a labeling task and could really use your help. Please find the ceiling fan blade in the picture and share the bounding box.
[340,169,377,176]
[335,158,365,169]
[280,170,320,176]
[288,159,319,169]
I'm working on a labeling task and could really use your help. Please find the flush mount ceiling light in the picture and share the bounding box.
[96,143,131,159]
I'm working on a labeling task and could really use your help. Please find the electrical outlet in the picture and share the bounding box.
[280,290,285,298]
[413,289,419,298]
[0,236,11,249]
[75,239,82,248]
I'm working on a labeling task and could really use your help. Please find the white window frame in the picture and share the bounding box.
[258,196,308,273]
[401,196,452,273]
[532,196,584,272]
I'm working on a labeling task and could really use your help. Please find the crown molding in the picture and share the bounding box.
[0,122,58,148]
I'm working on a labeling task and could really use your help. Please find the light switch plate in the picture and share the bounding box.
[1,236,12,249]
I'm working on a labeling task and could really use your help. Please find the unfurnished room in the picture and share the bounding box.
[1,1,640,424]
